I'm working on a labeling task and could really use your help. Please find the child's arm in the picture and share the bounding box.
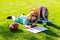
[42,8,46,20]
[32,23,36,27]
[31,21,37,27]
[25,25,32,29]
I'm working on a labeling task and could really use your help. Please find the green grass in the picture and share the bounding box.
[0,0,60,40]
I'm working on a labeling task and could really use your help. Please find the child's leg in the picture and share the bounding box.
[7,14,28,25]
[12,16,16,21]
[7,15,16,21]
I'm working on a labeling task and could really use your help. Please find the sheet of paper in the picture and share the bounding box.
[26,27,48,33]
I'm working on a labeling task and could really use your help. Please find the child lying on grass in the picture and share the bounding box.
[7,11,39,29]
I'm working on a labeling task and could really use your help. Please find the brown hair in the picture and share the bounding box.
[28,10,39,21]
[30,8,40,19]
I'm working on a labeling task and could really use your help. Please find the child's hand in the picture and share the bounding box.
[25,25,31,29]
[32,23,36,27]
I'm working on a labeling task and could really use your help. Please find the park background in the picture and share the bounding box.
[0,0,60,40]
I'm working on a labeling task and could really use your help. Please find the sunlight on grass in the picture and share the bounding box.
[0,0,60,40]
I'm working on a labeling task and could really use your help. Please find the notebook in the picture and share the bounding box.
[26,26,48,33]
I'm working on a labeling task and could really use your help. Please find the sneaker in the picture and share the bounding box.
[7,16,12,19]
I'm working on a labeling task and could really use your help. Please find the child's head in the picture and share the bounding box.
[28,11,38,21]
[31,8,38,13]
[31,14,38,21]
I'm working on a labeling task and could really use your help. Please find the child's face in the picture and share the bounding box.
[31,15,37,21]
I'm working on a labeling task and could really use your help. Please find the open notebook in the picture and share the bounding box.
[26,27,48,33]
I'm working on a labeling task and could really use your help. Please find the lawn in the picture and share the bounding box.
[0,0,60,40]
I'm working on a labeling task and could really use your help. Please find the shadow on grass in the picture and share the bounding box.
[37,21,60,30]
[45,36,54,40]
[23,35,39,40]
[10,29,23,33]
[0,25,23,34]
[28,36,39,40]
[0,25,23,40]
[47,22,60,30]
[43,30,60,37]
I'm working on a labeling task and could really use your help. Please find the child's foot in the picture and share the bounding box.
[20,14,25,16]
[7,16,12,19]
[22,14,25,15]
[7,16,15,20]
